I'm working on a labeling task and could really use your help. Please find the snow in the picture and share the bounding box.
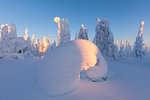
[38,39,108,96]
[0,56,150,100]
[78,24,89,40]
[93,18,117,60]
[54,17,71,45]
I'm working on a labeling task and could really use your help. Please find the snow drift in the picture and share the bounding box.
[38,39,108,96]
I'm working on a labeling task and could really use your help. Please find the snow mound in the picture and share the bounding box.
[38,39,108,96]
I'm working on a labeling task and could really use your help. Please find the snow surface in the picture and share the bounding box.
[39,39,108,96]
[0,56,150,100]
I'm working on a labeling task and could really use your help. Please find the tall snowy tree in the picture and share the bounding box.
[51,41,56,49]
[78,24,89,40]
[93,18,117,60]
[54,17,71,45]
[75,32,78,40]
[133,21,145,59]
[125,40,131,57]
[115,40,119,56]
[11,23,17,38]
[24,28,28,40]
[119,40,125,57]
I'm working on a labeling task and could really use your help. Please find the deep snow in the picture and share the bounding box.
[0,56,150,100]
[39,40,107,96]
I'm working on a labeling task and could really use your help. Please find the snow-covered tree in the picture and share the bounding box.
[125,40,131,57]
[51,41,56,49]
[78,24,88,40]
[54,17,71,45]
[119,40,125,57]
[115,40,119,56]
[133,21,145,59]
[11,23,17,38]
[93,18,117,60]
[75,32,78,40]
[24,28,28,40]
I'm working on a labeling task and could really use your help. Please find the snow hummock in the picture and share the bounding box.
[38,39,108,96]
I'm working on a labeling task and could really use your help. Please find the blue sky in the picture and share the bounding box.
[0,0,150,44]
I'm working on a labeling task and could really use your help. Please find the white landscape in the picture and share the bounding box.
[0,17,150,100]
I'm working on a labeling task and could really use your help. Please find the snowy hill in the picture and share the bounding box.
[0,56,150,100]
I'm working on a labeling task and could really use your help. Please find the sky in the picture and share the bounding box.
[0,0,150,45]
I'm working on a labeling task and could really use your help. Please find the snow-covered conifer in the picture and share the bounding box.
[119,40,125,57]
[125,40,131,56]
[54,17,71,45]
[93,18,117,60]
[78,24,88,40]
[24,28,28,40]
[133,21,145,58]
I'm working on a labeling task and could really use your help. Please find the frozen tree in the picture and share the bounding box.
[75,32,78,40]
[78,24,89,40]
[133,21,145,59]
[93,18,117,60]
[54,17,71,45]
[31,34,35,44]
[42,36,49,53]
[119,40,125,57]
[11,23,17,37]
[51,41,56,49]
[24,28,28,40]
[0,24,9,44]
[125,40,131,56]
[115,40,119,56]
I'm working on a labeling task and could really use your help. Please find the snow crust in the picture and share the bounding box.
[38,39,108,96]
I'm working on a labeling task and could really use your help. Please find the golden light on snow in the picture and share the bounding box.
[31,34,35,44]
[141,21,144,26]
[1,24,8,29]
[1,24,5,29]
[8,26,11,33]
[81,24,84,28]
[116,40,118,46]
[54,17,61,23]
[126,41,129,46]
[139,21,144,37]
[96,18,100,22]
[35,39,38,44]
[42,36,49,53]
[38,39,43,53]
[121,40,124,46]
[24,28,28,40]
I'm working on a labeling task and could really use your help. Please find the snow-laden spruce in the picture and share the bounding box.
[78,24,89,40]
[38,39,108,96]
[54,17,71,45]
[132,21,146,58]
[119,40,125,57]
[93,18,117,60]
[125,41,131,56]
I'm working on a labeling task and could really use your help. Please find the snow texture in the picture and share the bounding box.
[38,39,108,96]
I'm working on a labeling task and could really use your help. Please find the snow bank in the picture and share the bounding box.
[38,39,108,96]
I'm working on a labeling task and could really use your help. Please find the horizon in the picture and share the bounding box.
[0,0,150,45]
